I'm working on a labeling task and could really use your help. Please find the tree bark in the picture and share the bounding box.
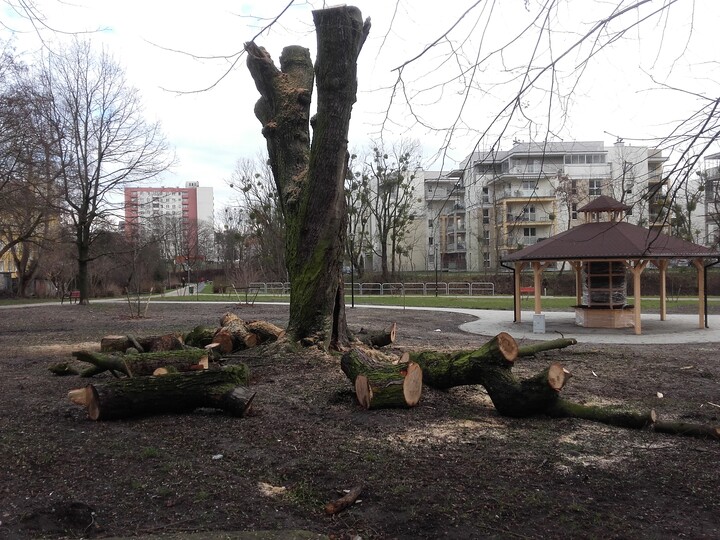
[518,338,578,357]
[210,313,285,354]
[245,6,370,350]
[184,325,217,348]
[341,349,422,409]
[68,365,253,420]
[72,349,210,377]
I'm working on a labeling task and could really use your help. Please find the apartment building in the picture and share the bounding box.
[421,140,667,272]
[124,181,214,260]
[703,152,720,247]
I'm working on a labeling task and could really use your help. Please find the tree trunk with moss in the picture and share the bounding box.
[245,6,370,350]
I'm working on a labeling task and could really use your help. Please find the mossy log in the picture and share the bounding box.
[100,334,184,353]
[341,349,422,409]
[72,349,211,378]
[409,332,519,390]
[547,400,720,439]
[68,365,254,420]
[184,325,217,348]
[518,338,578,357]
[359,322,397,348]
[48,362,79,376]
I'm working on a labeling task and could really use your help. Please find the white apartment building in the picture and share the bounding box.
[703,152,720,247]
[419,140,667,272]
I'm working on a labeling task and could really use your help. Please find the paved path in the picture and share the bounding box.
[351,305,720,344]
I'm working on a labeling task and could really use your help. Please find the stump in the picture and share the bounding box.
[68,365,254,420]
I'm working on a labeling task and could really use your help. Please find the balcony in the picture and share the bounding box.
[504,214,555,225]
[444,242,467,253]
[497,189,555,200]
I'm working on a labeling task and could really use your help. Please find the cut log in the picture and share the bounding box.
[100,334,184,353]
[245,320,285,343]
[517,338,578,357]
[409,332,518,390]
[68,365,254,420]
[325,485,363,515]
[341,349,422,409]
[360,322,397,348]
[73,349,210,378]
[184,325,217,348]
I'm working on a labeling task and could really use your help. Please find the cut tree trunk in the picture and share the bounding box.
[245,6,369,350]
[410,333,575,417]
[360,322,397,348]
[72,349,211,378]
[68,365,254,420]
[100,334,184,353]
[341,349,422,409]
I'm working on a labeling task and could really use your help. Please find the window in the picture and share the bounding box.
[564,154,606,165]
[428,237,434,246]
[428,219,433,228]
[571,180,577,195]
[482,230,490,245]
[589,179,602,196]
[521,180,536,191]
[482,187,490,203]
[523,227,536,238]
[482,252,491,268]
[523,205,536,221]
[482,208,490,224]
[571,203,578,220]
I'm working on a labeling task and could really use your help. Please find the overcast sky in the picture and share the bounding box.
[2,0,718,213]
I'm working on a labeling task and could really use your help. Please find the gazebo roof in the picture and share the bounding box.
[503,220,720,262]
[578,195,631,213]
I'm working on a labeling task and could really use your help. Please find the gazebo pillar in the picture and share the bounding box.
[531,261,550,314]
[693,259,706,329]
[570,261,582,306]
[514,261,526,323]
[657,259,669,321]
[629,260,648,335]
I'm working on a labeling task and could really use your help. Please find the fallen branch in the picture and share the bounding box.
[325,485,363,515]
[517,337,578,357]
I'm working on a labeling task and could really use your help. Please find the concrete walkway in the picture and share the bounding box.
[353,305,720,344]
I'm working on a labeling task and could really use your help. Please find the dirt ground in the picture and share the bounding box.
[1,301,719,539]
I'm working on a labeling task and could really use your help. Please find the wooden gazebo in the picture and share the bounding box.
[503,196,720,335]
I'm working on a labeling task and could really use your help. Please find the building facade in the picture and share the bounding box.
[419,140,668,272]
[124,181,214,261]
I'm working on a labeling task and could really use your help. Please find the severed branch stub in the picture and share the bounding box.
[325,485,363,515]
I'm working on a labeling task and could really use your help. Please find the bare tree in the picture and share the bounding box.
[344,153,371,278]
[37,39,172,304]
[364,140,422,281]
[228,156,286,281]
[246,6,370,349]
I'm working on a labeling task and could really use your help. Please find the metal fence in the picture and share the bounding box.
[245,281,495,296]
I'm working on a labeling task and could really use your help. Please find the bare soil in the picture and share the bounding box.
[1,301,719,539]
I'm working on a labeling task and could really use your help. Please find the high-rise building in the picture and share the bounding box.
[124,181,214,261]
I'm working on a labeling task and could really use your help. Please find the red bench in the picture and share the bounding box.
[519,287,535,296]
[62,290,81,304]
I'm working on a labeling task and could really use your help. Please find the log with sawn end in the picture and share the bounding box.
[72,349,211,378]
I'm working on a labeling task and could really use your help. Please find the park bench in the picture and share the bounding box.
[62,290,81,304]
[519,286,535,297]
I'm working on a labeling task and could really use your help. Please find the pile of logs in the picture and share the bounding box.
[60,312,284,421]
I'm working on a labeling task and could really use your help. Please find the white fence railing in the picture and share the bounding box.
[243,281,495,296]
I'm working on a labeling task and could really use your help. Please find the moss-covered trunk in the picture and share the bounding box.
[245,6,369,350]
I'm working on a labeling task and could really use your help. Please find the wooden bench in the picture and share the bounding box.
[62,290,81,304]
